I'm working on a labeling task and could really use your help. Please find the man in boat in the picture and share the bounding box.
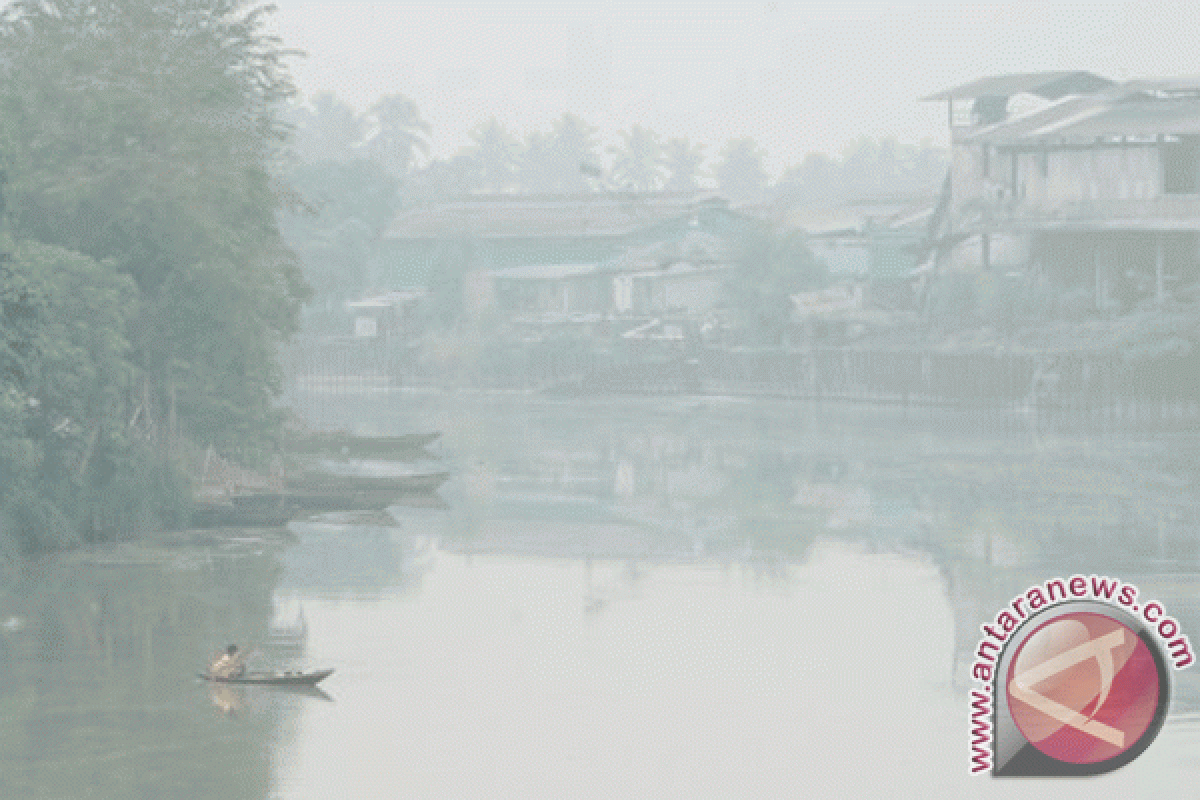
[208,644,248,680]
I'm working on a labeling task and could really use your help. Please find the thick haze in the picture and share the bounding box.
[269,1,1200,177]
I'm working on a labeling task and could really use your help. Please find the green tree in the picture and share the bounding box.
[280,159,401,302]
[0,238,190,551]
[663,138,707,192]
[776,152,841,206]
[286,92,367,166]
[467,118,519,192]
[402,154,481,204]
[0,0,310,453]
[363,94,431,178]
[516,130,557,193]
[715,138,769,203]
[610,126,666,191]
[726,222,827,346]
[516,114,601,193]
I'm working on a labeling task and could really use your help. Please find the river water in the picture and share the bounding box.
[3,392,1200,798]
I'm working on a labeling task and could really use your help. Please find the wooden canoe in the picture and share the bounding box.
[200,668,334,686]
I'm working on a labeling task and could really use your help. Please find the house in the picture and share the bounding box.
[378,191,749,315]
[606,230,733,316]
[490,262,609,317]
[376,192,753,330]
[345,289,426,339]
[786,200,934,307]
[922,72,1200,311]
[486,229,736,322]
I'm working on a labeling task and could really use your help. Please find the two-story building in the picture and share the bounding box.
[922,71,1200,311]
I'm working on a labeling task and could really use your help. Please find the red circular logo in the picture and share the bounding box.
[1006,611,1161,765]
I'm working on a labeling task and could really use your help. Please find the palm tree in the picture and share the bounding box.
[715,138,769,203]
[516,130,557,193]
[288,92,365,164]
[662,137,706,192]
[516,114,602,193]
[547,113,601,192]
[363,94,431,177]
[609,126,666,191]
[468,118,519,192]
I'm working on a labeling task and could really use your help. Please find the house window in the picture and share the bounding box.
[951,98,974,128]
[1163,135,1200,194]
[354,316,378,338]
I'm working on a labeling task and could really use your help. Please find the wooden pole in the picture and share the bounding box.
[1156,232,1165,305]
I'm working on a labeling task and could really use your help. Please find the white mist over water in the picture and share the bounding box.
[269,537,1200,798]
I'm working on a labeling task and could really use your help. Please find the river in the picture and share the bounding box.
[3,392,1199,798]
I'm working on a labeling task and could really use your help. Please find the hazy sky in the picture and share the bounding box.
[268,2,1200,177]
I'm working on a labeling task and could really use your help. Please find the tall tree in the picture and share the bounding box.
[286,92,366,165]
[840,137,883,199]
[548,113,601,192]
[775,152,841,206]
[401,154,481,205]
[280,159,401,302]
[726,222,827,346]
[517,114,601,193]
[663,138,707,192]
[516,130,557,193]
[610,126,666,191]
[0,0,310,452]
[715,138,769,203]
[467,118,519,192]
[363,94,431,178]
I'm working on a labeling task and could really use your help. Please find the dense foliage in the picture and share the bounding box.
[0,0,308,550]
[726,223,828,346]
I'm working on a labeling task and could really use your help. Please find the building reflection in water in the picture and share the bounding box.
[411,397,1200,712]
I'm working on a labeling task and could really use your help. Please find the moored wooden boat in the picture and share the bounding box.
[200,668,334,686]
[190,500,292,528]
[285,432,441,457]
[230,479,449,513]
[283,471,451,494]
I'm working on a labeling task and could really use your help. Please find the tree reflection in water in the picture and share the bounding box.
[0,535,294,799]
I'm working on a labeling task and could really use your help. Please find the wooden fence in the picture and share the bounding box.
[278,335,1199,432]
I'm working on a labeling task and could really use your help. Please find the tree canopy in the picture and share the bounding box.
[726,222,827,346]
[715,138,769,203]
[609,126,666,191]
[0,0,309,547]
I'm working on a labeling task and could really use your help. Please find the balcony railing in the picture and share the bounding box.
[951,192,1200,232]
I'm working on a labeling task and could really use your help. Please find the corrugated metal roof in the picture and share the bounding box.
[1031,103,1200,139]
[785,202,936,236]
[602,230,731,272]
[785,205,904,235]
[963,82,1200,144]
[920,71,1113,102]
[384,192,725,239]
[488,263,599,281]
[960,93,1104,142]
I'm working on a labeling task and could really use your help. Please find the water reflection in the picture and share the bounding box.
[287,391,1200,794]
[6,393,1200,797]
[0,536,291,799]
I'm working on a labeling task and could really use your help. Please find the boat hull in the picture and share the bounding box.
[200,668,334,687]
[230,477,450,514]
[285,432,441,457]
[283,472,452,495]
